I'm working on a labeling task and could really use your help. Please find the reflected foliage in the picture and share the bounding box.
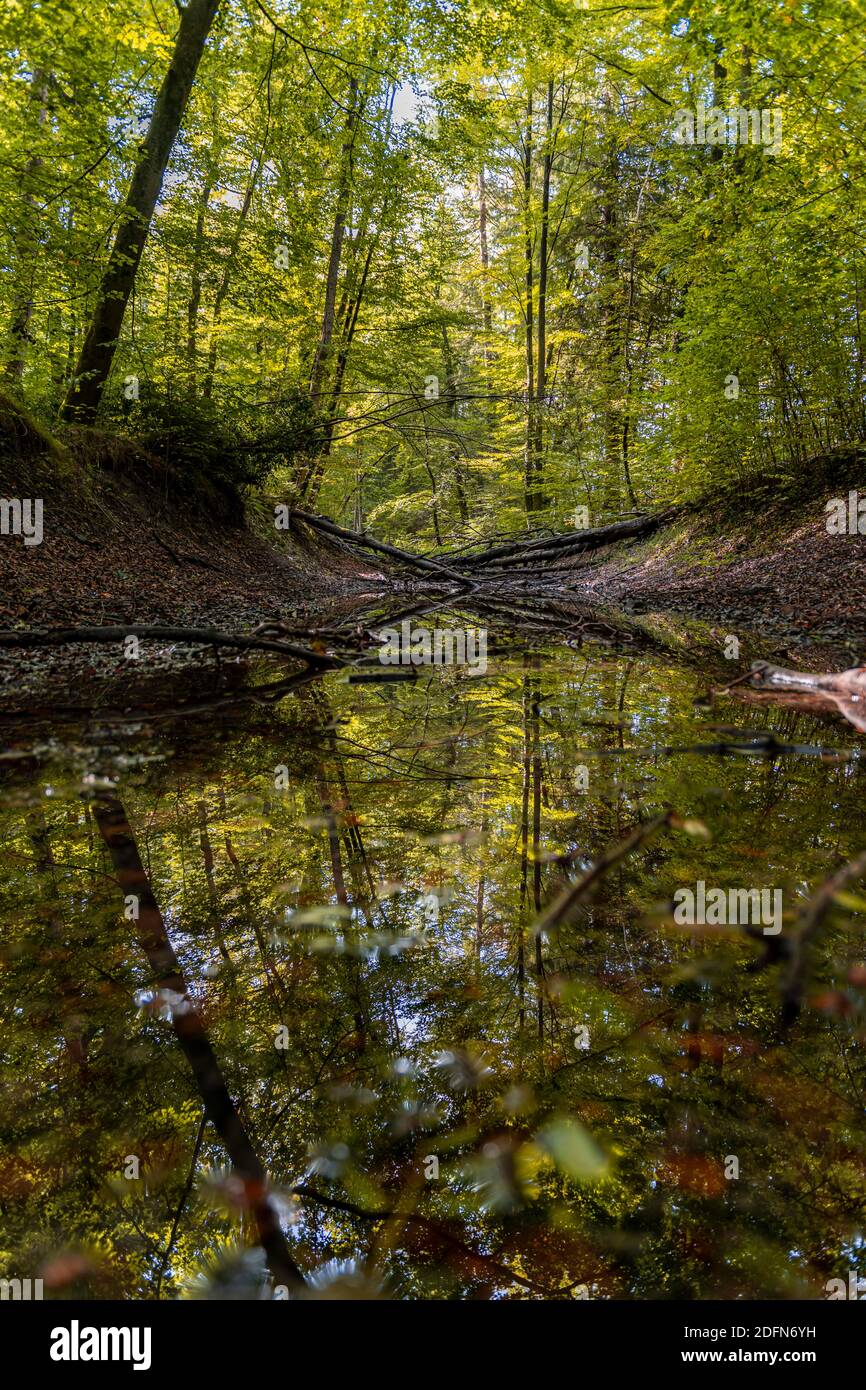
[1,635,865,1299]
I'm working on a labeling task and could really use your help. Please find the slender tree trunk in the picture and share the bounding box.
[530,669,544,1044]
[599,119,622,515]
[474,790,488,979]
[5,70,48,387]
[186,176,212,397]
[28,810,91,1077]
[423,456,443,545]
[304,229,378,504]
[440,322,469,522]
[517,664,530,1035]
[196,800,232,962]
[533,81,554,513]
[317,773,349,907]
[92,793,303,1289]
[478,166,493,401]
[523,93,535,515]
[202,151,264,400]
[620,242,640,510]
[61,0,221,421]
[309,77,359,405]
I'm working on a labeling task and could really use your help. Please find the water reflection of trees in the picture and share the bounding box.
[1,647,864,1299]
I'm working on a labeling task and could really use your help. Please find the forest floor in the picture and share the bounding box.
[0,470,382,636]
[2,417,864,715]
[5,475,861,646]
[572,487,866,655]
[0,424,387,711]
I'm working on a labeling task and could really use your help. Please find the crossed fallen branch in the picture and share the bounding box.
[288,506,676,589]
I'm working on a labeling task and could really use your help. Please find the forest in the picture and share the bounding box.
[2,0,864,531]
[1,0,866,1328]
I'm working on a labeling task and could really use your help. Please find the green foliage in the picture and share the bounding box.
[97,388,324,518]
[0,0,863,532]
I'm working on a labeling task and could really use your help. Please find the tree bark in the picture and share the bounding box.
[290,506,473,585]
[522,92,535,515]
[478,166,493,401]
[517,666,530,1036]
[532,81,554,513]
[187,175,213,397]
[303,228,378,503]
[61,0,221,421]
[202,148,264,400]
[530,665,544,1043]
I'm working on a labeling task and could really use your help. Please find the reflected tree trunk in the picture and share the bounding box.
[28,809,90,1079]
[196,799,232,962]
[91,793,304,1291]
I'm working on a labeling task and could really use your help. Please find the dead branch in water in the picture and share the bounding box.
[750,660,866,696]
[532,810,675,936]
[0,624,339,667]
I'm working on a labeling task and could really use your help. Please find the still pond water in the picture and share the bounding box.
[1,605,864,1299]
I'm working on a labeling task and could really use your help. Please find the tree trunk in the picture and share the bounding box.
[599,163,621,512]
[517,662,531,1035]
[61,0,221,421]
[478,166,493,401]
[303,228,377,504]
[91,793,304,1290]
[533,81,554,513]
[202,150,263,400]
[5,70,49,387]
[523,93,535,515]
[309,77,359,405]
[186,175,212,397]
[196,799,232,962]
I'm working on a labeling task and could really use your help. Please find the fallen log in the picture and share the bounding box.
[0,624,339,667]
[467,567,578,584]
[290,507,474,588]
[750,660,866,697]
[475,545,600,572]
[748,660,866,733]
[458,511,676,571]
